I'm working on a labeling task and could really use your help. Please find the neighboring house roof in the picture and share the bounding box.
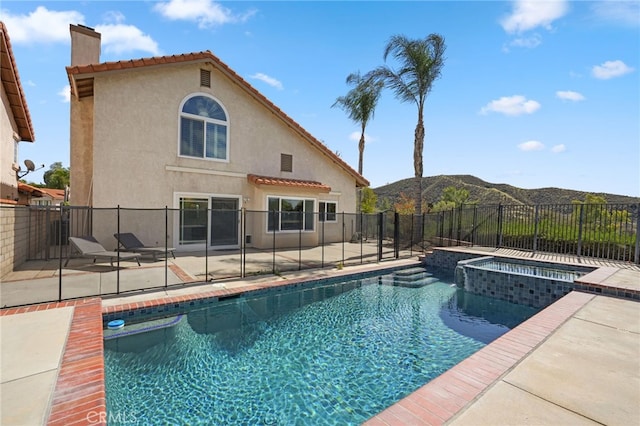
[248,174,331,193]
[0,21,35,142]
[38,187,66,200]
[66,50,369,188]
[17,182,44,196]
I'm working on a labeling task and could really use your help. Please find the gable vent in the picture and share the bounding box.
[281,154,293,172]
[200,69,211,87]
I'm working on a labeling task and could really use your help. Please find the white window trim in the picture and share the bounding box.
[319,200,338,223]
[265,195,316,233]
[177,92,231,164]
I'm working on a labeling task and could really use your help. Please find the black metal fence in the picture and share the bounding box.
[0,202,637,307]
[15,203,640,267]
[429,203,639,264]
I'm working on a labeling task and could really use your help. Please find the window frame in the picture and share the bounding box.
[178,93,230,163]
[318,201,338,223]
[266,196,315,232]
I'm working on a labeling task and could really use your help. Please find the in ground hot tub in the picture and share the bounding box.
[455,256,595,308]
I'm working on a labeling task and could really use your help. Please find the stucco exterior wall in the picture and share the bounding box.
[80,62,358,249]
[1,85,18,201]
[69,96,94,206]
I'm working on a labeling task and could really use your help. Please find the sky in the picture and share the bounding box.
[2,0,639,197]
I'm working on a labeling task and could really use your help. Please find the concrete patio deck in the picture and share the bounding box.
[0,251,638,425]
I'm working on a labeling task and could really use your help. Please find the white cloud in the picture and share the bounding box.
[556,90,585,101]
[480,95,541,116]
[551,144,566,153]
[349,131,375,143]
[501,0,569,34]
[153,0,256,29]
[591,1,640,27]
[58,85,70,103]
[249,73,283,90]
[26,80,36,87]
[505,34,542,50]
[592,60,634,79]
[95,23,161,56]
[518,140,545,151]
[1,6,84,44]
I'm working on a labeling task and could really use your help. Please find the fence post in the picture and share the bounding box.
[321,218,325,268]
[496,204,503,248]
[298,221,302,271]
[58,206,63,302]
[272,211,276,274]
[241,208,246,278]
[577,204,584,258]
[165,206,169,287]
[360,212,364,264]
[533,205,539,255]
[421,212,426,252]
[45,207,50,261]
[635,203,640,264]
[457,204,463,245]
[394,212,400,258]
[378,212,383,261]
[472,205,477,246]
[342,212,345,265]
[116,205,120,294]
[409,214,414,256]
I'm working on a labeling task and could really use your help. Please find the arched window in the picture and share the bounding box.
[179,95,228,161]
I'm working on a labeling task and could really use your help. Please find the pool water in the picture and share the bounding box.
[104,268,539,425]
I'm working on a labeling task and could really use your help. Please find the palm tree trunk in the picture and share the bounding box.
[413,113,425,216]
[358,127,365,176]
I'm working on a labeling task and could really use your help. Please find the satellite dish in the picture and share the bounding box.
[24,159,35,171]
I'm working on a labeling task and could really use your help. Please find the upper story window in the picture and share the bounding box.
[179,94,228,161]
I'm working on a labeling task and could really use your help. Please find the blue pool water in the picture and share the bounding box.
[104,268,539,425]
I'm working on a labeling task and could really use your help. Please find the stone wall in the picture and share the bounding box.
[422,248,482,271]
[0,205,29,278]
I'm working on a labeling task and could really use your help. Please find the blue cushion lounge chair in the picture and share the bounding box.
[65,236,141,267]
[114,232,176,261]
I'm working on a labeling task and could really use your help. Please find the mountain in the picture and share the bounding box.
[373,175,640,206]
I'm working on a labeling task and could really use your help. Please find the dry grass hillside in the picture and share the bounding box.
[373,175,640,207]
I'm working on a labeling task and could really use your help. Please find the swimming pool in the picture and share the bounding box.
[104,267,539,425]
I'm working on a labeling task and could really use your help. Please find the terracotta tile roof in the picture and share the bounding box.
[0,21,35,142]
[66,50,369,188]
[18,182,44,196]
[247,174,331,192]
[38,187,66,199]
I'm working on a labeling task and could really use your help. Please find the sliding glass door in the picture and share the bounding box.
[177,195,240,248]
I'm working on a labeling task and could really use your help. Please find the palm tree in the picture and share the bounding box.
[370,34,446,215]
[332,71,384,176]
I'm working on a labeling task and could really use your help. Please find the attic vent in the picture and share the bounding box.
[200,69,211,87]
[281,154,293,172]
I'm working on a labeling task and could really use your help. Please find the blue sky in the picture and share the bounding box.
[3,0,639,197]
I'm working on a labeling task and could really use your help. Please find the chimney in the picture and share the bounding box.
[70,24,101,66]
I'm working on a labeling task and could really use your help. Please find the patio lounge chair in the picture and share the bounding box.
[114,232,176,261]
[65,236,141,267]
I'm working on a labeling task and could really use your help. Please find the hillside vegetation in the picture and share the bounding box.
[373,175,640,207]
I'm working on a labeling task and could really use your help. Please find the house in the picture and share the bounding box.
[0,21,35,205]
[66,24,368,251]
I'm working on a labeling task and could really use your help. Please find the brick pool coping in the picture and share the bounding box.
[0,298,106,426]
[0,267,598,425]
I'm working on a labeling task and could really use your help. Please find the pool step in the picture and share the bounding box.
[380,267,439,288]
[394,267,431,277]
